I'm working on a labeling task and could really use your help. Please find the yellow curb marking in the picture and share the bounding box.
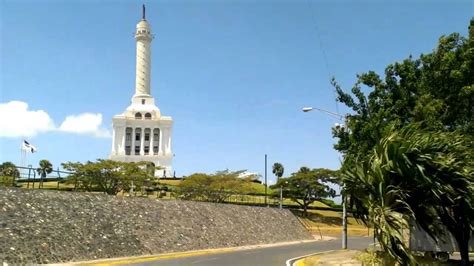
[79,248,237,265]
[74,239,321,266]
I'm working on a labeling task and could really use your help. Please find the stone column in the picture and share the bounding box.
[160,128,166,155]
[120,127,126,154]
[167,127,173,154]
[149,128,154,156]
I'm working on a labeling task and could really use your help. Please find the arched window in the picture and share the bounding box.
[135,112,142,119]
[145,113,152,120]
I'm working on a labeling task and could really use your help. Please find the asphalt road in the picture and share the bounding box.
[124,236,372,266]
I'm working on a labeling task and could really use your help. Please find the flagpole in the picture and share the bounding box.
[20,144,26,168]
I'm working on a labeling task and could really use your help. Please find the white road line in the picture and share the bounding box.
[285,250,335,266]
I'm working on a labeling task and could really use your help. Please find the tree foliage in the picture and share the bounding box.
[37,160,53,178]
[272,162,284,181]
[343,126,473,264]
[62,159,155,195]
[37,159,53,188]
[0,161,20,178]
[272,167,337,217]
[176,170,259,203]
[332,19,474,163]
[0,161,20,186]
[333,20,474,264]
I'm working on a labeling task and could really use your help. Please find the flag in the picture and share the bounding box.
[22,140,37,153]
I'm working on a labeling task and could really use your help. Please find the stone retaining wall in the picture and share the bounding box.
[0,188,311,264]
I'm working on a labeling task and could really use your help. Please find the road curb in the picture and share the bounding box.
[286,250,337,266]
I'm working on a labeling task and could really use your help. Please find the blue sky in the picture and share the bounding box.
[0,0,472,184]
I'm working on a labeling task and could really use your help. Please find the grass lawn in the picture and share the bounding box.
[295,209,372,237]
[18,180,74,189]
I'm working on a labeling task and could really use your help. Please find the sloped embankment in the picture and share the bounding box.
[0,188,311,264]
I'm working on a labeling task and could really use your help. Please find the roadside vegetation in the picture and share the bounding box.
[332,19,473,265]
[270,167,338,217]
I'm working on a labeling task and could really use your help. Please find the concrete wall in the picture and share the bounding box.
[0,188,311,264]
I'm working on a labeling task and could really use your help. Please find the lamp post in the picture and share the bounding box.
[264,154,268,206]
[302,106,347,249]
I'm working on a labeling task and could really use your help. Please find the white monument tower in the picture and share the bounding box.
[110,5,173,177]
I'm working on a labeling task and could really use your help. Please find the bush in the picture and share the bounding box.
[0,176,16,187]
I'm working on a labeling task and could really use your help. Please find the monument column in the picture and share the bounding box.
[134,5,153,97]
[140,128,145,155]
[149,128,154,156]
[120,128,126,154]
[109,6,173,177]
[167,127,173,154]
[158,127,164,155]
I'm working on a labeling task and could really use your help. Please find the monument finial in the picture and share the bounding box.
[142,4,146,20]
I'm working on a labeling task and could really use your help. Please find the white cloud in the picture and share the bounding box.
[0,101,55,137]
[59,113,111,137]
[0,101,110,138]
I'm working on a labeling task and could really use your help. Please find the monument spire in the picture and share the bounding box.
[134,4,153,97]
[110,5,174,178]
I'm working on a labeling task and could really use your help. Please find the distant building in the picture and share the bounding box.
[110,5,173,177]
[238,171,261,183]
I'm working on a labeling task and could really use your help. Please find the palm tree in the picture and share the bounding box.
[37,160,53,189]
[343,125,473,265]
[272,162,284,181]
[272,162,285,208]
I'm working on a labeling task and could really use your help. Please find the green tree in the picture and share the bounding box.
[176,170,258,203]
[343,126,473,265]
[272,162,284,182]
[62,161,90,191]
[332,19,474,163]
[0,162,20,186]
[37,159,53,188]
[331,20,474,264]
[62,160,151,195]
[272,167,337,217]
[0,161,20,177]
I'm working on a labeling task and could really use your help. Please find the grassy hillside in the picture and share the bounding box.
[295,209,371,237]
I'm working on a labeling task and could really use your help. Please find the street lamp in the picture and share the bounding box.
[302,107,344,121]
[303,106,348,250]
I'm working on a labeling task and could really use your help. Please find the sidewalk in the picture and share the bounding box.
[294,250,361,266]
